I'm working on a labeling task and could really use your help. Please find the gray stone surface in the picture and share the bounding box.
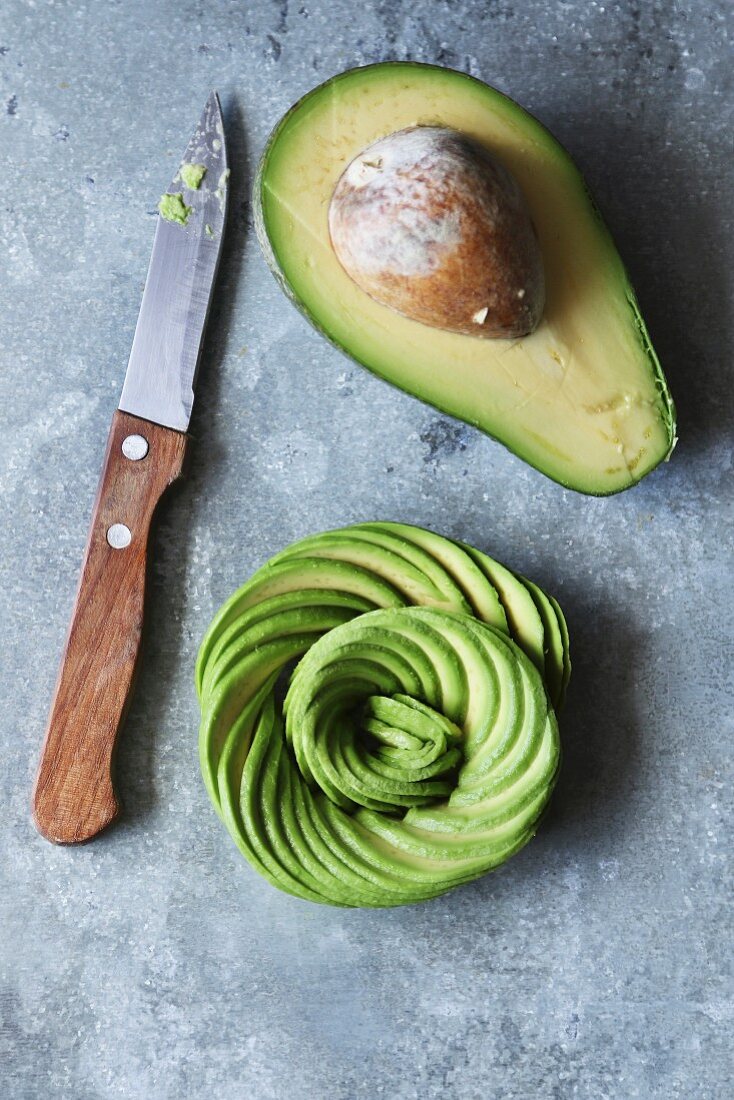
[1,1,732,1097]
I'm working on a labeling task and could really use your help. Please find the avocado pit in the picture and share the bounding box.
[328,126,545,339]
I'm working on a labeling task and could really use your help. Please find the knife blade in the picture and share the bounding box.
[32,94,228,844]
[120,91,228,429]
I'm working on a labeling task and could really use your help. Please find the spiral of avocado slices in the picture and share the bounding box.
[197,522,570,907]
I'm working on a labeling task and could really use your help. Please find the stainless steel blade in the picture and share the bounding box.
[119,92,229,431]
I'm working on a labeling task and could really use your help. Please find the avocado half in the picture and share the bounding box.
[254,63,676,495]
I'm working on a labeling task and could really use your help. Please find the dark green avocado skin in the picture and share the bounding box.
[253,62,677,496]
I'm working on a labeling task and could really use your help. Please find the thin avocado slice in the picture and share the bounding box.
[197,523,569,907]
[254,62,676,495]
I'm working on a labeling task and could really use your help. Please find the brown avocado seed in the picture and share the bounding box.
[328,126,545,339]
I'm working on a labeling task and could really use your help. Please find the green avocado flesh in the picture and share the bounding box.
[180,162,206,190]
[197,522,568,908]
[158,191,192,225]
[254,63,676,495]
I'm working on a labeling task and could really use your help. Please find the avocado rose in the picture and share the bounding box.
[196,522,569,907]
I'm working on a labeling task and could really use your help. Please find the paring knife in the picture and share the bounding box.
[32,93,228,844]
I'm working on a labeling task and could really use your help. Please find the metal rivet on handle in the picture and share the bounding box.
[107,523,132,549]
[122,434,149,461]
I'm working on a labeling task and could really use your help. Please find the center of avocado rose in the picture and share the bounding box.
[356,693,463,812]
[288,684,464,815]
[328,125,544,340]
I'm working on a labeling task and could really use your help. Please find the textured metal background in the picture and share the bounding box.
[1,2,731,1097]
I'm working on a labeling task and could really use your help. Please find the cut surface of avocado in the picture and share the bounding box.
[254,62,676,495]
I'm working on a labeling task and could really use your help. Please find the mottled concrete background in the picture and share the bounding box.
[1,1,732,1097]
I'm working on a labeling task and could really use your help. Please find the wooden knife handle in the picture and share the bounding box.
[32,410,188,844]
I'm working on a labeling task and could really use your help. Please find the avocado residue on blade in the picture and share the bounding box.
[158,192,192,225]
[180,162,207,190]
[214,168,230,212]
